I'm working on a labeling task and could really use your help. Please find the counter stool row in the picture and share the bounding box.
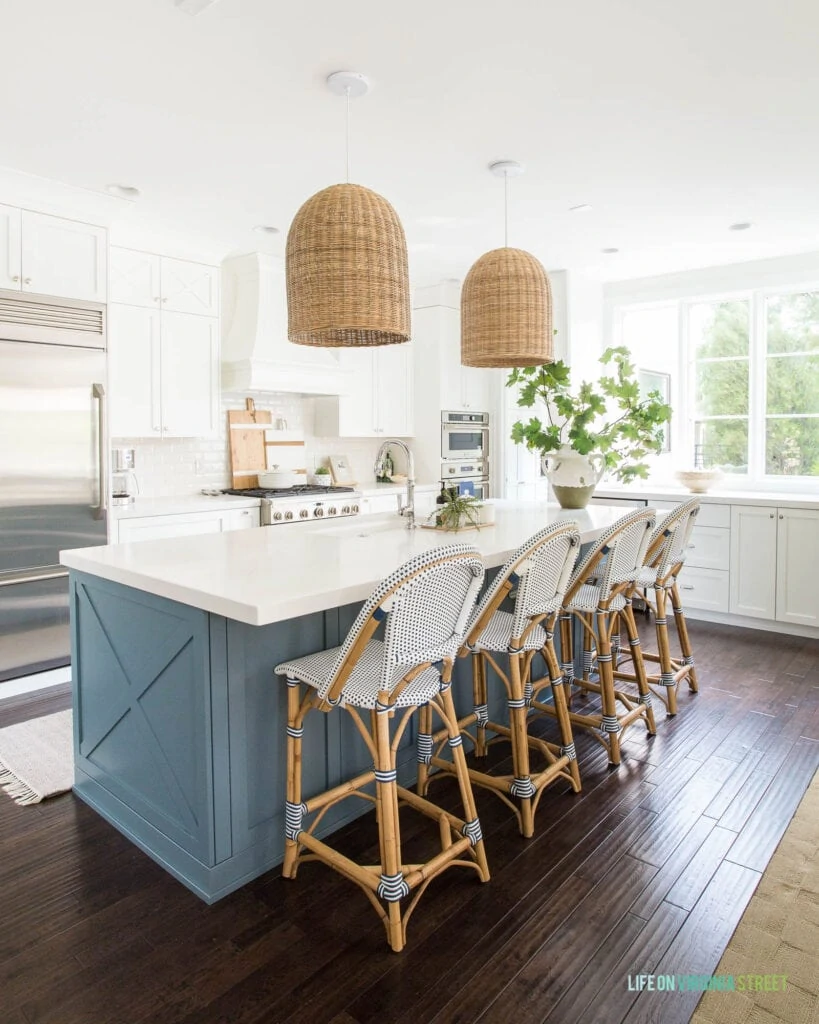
[273,498,702,951]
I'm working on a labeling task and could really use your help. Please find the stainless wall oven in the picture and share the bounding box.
[440,459,490,500]
[441,411,489,461]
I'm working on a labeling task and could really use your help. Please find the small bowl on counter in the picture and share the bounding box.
[258,468,300,488]
[675,469,723,494]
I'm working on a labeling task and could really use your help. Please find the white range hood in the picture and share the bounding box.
[221,251,349,395]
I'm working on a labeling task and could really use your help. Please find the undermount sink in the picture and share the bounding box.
[317,517,408,538]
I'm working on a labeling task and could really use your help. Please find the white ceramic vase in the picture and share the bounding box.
[542,447,606,509]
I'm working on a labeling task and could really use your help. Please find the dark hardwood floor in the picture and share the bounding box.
[1,621,818,1024]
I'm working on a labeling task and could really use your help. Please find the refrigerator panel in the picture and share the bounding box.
[0,574,70,682]
[0,339,107,574]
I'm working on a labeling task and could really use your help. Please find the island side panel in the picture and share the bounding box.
[70,571,217,873]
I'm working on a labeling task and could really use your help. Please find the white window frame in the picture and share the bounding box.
[611,281,819,490]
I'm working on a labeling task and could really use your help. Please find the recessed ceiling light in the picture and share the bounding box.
[105,183,140,200]
[569,204,593,213]
[253,225,280,235]
[729,222,753,232]
[601,247,619,254]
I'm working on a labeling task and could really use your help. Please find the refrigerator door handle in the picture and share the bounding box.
[0,568,69,588]
[92,382,107,521]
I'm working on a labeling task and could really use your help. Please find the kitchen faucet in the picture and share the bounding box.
[374,439,416,529]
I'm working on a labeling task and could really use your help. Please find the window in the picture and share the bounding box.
[613,285,819,482]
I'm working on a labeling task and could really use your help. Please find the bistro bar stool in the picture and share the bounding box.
[614,497,701,716]
[542,507,657,767]
[418,521,582,838]
[274,544,489,953]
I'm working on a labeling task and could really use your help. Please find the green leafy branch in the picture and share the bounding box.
[507,346,672,484]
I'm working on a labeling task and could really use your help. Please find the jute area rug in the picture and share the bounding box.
[0,709,73,805]
[693,768,819,1024]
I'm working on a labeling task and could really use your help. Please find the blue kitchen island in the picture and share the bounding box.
[61,502,627,903]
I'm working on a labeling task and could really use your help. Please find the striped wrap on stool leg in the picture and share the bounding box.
[285,801,308,841]
[377,872,410,902]
[416,732,433,764]
[560,742,577,761]
[462,818,483,846]
[473,703,489,726]
[600,714,622,734]
[509,776,537,799]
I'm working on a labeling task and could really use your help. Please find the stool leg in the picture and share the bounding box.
[654,584,677,716]
[416,703,433,796]
[581,621,595,685]
[671,581,699,693]
[283,677,303,880]
[508,650,535,837]
[623,599,657,736]
[543,639,581,793]
[473,652,489,758]
[559,611,575,707]
[596,609,621,766]
[438,684,490,882]
[374,701,406,953]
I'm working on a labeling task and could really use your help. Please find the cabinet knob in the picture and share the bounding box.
[11,275,20,283]
[23,277,31,285]
[779,514,784,519]
[769,513,775,518]
[161,297,168,303]
[153,425,160,432]
[153,297,160,303]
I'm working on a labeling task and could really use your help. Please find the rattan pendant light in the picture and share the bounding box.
[461,161,553,367]
[286,71,410,347]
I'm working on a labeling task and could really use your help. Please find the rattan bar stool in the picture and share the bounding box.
[542,508,658,767]
[274,545,489,953]
[418,521,582,838]
[613,497,701,716]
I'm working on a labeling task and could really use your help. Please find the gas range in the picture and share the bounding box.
[222,485,361,526]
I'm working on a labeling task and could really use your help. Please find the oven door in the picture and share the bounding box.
[446,477,490,501]
[441,424,489,461]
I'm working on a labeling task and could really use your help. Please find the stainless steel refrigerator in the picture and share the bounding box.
[0,291,108,682]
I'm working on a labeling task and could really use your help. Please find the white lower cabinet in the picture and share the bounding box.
[775,508,819,627]
[677,567,731,613]
[116,507,259,543]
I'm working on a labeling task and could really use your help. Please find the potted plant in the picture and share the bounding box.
[311,465,332,485]
[507,346,672,509]
[427,490,484,532]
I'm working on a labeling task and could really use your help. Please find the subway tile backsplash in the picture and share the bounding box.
[113,394,406,497]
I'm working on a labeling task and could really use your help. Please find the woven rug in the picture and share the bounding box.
[693,767,819,1024]
[0,709,73,805]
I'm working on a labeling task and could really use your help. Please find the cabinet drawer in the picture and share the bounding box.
[676,567,729,613]
[695,503,730,529]
[686,526,730,571]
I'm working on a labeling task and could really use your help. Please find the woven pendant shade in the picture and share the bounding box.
[286,183,410,347]
[461,247,553,367]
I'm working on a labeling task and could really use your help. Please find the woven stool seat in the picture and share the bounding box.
[567,584,627,614]
[276,639,444,710]
[469,609,550,653]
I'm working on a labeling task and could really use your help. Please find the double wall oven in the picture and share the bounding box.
[441,411,490,498]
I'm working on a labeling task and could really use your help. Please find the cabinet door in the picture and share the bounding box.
[160,257,219,316]
[160,312,219,438]
[686,526,730,571]
[729,505,777,619]
[337,349,378,436]
[0,204,22,289]
[376,343,414,436]
[461,364,490,411]
[776,508,819,626]
[108,304,161,438]
[221,507,260,530]
[118,512,226,543]
[109,247,161,307]
[20,211,106,301]
[677,568,730,613]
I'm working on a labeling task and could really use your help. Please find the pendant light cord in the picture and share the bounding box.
[504,170,509,247]
[345,87,351,183]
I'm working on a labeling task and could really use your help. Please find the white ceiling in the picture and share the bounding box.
[3,0,819,283]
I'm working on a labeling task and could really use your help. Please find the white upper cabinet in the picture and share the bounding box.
[109,247,161,306]
[776,508,819,627]
[20,211,107,302]
[108,304,161,438]
[0,204,22,289]
[729,505,777,619]
[160,312,219,438]
[160,257,219,316]
[109,247,218,316]
[315,343,414,437]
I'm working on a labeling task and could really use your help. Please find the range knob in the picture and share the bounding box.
[299,509,309,519]
[272,511,283,521]
[284,510,294,521]
[328,506,337,516]
[341,505,350,514]
[351,503,360,513]
[314,507,324,517]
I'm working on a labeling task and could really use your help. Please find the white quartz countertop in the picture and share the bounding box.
[595,484,819,509]
[110,494,262,519]
[62,501,631,627]
[357,482,439,496]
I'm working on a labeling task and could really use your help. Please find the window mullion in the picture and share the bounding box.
[679,301,692,464]
[748,290,767,480]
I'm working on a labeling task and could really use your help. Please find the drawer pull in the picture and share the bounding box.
[681,584,694,590]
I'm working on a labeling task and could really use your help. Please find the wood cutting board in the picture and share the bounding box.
[227,399,307,488]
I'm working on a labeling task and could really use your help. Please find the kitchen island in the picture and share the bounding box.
[61,502,630,903]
